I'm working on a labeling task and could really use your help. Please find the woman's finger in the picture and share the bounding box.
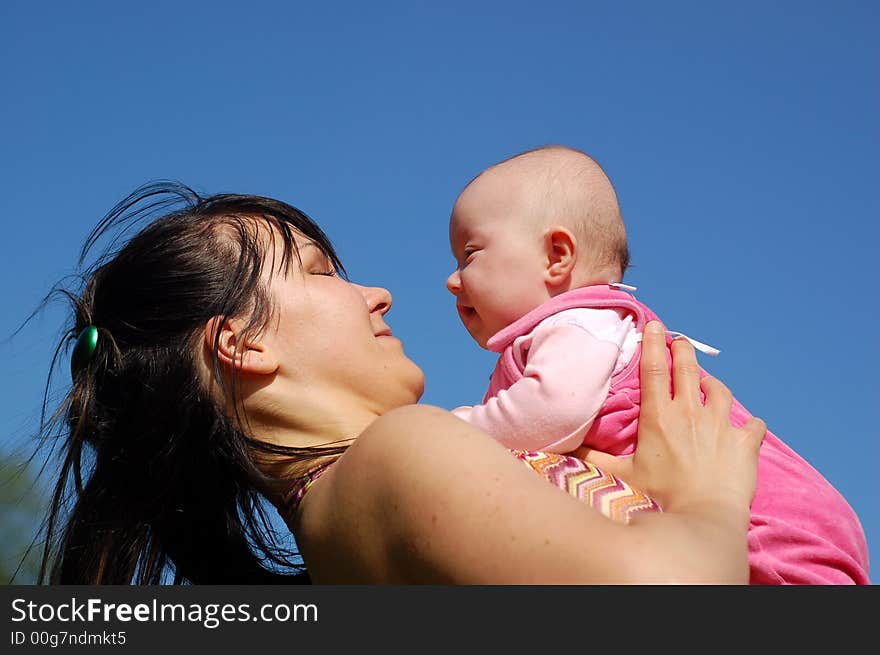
[702,375,766,456]
[640,320,671,414]
[700,374,733,417]
[670,336,702,404]
[741,416,768,455]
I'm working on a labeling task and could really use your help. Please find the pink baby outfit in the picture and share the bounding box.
[465,285,870,585]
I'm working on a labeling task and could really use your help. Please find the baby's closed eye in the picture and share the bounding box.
[462,246,481,261]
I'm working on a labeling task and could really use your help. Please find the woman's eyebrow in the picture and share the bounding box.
[297,241,334,266]
[297,241,324,258]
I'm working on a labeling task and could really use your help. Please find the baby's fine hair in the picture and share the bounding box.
[490,145,630,279]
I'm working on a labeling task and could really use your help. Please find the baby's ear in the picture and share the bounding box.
[204,316,279,375]
[543,226,577,285]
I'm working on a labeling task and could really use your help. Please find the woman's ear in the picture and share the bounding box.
[204,317,278,375]
[543,226,578,286]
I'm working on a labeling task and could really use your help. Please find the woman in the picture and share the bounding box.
[39,182,764,584]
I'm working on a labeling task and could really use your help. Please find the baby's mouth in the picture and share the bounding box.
[457,304,477,323]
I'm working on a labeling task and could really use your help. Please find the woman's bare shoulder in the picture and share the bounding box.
[332,404,472,496]
[298,404,636,583]
[294,405,478,582]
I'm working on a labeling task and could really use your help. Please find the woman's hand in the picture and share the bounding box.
[580,320,766,518]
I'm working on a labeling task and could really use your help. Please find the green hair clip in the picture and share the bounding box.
[70,325,99,379]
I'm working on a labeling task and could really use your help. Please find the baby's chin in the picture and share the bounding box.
[464,325,492,350]
[465,315,514,350]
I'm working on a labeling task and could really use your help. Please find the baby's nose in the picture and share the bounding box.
[445,270,461,295]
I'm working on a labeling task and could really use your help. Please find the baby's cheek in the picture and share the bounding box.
[506,294,540,321]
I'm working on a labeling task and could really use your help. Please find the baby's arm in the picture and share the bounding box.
[452,322,622,453]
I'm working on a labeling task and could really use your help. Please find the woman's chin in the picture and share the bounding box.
[408,367,426,401]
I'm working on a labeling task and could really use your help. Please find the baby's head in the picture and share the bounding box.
[446,145,629,347]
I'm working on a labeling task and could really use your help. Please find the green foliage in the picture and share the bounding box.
[0,452,47,584]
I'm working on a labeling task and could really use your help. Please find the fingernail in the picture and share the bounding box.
[645,321,663,334]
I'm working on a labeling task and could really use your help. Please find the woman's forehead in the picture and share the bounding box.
[260,219,345,278]
[293,238,333,264]
[264,223,320,255]
[279,234,335,273]
[295,239,322,254]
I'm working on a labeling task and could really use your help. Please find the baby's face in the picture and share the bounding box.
[446,175,550,348]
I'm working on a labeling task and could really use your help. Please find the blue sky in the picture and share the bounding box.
[1,1,876,581]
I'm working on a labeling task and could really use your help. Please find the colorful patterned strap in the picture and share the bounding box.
[283,450,661,525]
[282,459,336,521]
[512,450,661,523]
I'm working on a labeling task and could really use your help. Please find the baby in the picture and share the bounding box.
[446,145,870,584]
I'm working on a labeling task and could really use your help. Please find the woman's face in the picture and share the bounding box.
[261,233,425,418]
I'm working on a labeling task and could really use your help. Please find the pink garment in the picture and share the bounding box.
[471,285,870,585]
[452,309,632,452]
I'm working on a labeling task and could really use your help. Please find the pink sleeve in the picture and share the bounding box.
[458,323,621,453]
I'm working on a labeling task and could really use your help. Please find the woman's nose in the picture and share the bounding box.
[445,269,461,295]
[358,284,393,315]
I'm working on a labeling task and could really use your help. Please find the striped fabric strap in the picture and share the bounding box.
[512,450,661,523]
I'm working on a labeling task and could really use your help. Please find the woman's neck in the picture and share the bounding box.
[246,391,381,497]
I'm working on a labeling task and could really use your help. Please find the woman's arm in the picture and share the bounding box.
[296,321,765,584]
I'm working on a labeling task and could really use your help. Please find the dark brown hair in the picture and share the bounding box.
[36,181,348,583]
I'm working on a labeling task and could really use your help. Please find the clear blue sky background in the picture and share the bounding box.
[1,1,876,581]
